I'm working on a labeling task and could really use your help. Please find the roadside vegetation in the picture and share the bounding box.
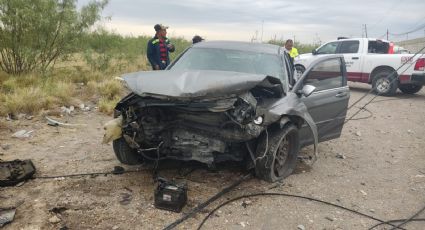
[0,0,318,117]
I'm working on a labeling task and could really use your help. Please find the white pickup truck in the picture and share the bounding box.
[295,38,425,96]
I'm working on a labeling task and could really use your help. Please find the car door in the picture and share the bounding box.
[296,55,350,147]
[337,40,364,81]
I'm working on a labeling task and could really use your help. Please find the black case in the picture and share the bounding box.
[154,179,187,213]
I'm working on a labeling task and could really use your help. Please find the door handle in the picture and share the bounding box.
[335,92,347,97]
[352,57,359,60]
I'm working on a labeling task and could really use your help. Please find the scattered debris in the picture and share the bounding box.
[241,200,252,208]
[12,130,34,139]
[335,153,346,159]
[49,215,61,224]
[0,144,11,151]
[0,208,16,227]
[0,160,36,187]
[407,129,414,134]
[61,106,75,115]
[112,226,119,230]
[360,190,368,196]
[50,207,68,214]
[355,131,362,137]
[297,224,306,230]
[25,115,34,120]
[45,116,87,127]
[239,221,246,228]
[119,193,133,205]
[325,216,334,221]
[414,174,425,178]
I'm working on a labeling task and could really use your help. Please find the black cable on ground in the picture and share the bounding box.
[34,167,148,179]
[196,192,409,230]
[368,218,425,230]
[162,173,252,230]
[388,204,425,230]
[345,106,374,121]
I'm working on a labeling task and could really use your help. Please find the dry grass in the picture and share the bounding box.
[2,87,52,115]
[97,79,123,100]
[98,96,121,115]
[0,54,143,116]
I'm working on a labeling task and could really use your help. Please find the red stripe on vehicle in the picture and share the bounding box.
[399,75,410,83]
[347,72,370,83]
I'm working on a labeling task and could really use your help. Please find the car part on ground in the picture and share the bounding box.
[0,208,16,227]
[0,160,36,187]
[154,178,188,213]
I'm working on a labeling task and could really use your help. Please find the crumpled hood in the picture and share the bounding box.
[122,70,282,99]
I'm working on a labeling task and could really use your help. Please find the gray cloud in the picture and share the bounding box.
[80,0,425,43]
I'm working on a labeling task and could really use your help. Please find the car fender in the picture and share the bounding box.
[266,93,318,158]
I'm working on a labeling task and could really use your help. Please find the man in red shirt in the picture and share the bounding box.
[147,24,175,70]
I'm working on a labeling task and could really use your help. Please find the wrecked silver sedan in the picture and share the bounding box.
[105,41,350,182]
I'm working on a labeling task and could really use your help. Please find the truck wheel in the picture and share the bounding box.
[398,84,423,94]
[255,124,299,182]
[372,70,398,96]
[113,137,143,165]
[295,65,305,74]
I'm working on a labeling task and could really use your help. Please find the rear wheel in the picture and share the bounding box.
[372,70,398,96]
[398,84,423,94]
[113,137,143,165]
[255,124,300,182]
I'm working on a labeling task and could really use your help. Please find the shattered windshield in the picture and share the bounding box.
[170,48,286,82]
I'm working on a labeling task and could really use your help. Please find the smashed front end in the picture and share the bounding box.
[112,70,285,165]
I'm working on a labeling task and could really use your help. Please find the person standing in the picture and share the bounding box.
[284,39,299,59]
[147,24,175,70]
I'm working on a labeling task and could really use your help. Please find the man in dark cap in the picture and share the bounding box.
[147,24,175,70]
[192,35,204,44]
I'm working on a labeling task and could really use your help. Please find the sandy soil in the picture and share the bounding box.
[1,83,424,230]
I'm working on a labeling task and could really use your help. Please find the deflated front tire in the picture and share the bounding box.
[113,137,143,165]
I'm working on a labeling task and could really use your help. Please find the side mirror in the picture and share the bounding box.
[312,49,318,55]
[301,84,316,97]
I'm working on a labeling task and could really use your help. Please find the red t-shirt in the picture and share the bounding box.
[159,39,167,61]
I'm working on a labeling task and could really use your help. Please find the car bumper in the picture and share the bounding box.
[411,73,425,85]
[399,73,425,85]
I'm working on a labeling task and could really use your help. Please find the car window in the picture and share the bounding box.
[316,42,339,54]
[338,41,359,53]
[368,40,389,54]
[303,58,343,91]
[170,48,286,82]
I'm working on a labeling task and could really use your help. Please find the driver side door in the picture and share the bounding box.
[297,56,350,147]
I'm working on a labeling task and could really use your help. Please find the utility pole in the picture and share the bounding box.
[386,29,389,40]
[364,24,367,38]
[260,20,264,43]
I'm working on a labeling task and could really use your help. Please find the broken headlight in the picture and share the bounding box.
[228,98,256,125]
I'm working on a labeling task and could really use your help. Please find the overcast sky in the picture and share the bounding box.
[80,0,425,43]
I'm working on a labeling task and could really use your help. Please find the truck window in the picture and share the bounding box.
[303,58,343,91]
[338,41,359,53]
[368,40,389,54]
[316,42,339,54]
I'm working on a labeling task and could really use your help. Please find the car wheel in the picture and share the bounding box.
[113,137,143,165]
[255,124,300,182]
[295,65,305,74]
[372,70,398,96]
[398,84,423,94]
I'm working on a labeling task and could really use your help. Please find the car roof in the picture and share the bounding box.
[193,41,282,55]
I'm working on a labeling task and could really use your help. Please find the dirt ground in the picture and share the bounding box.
[1,83,425,230]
